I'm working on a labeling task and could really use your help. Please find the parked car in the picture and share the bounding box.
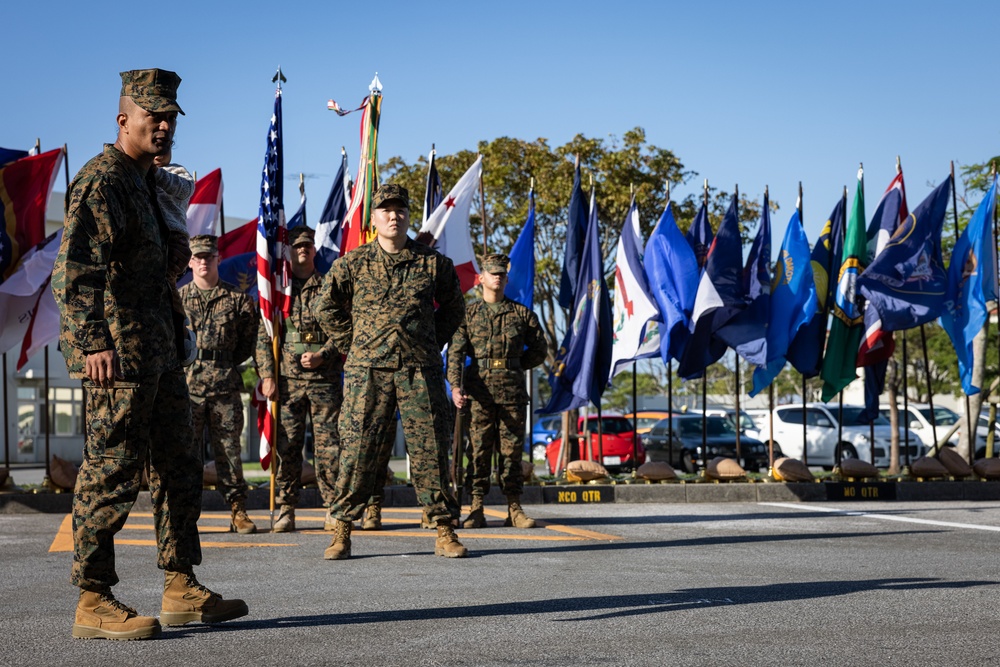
[880,403,1000,459]
[641,414,774,473]
[623,411,677,435]
[705,408,762,440]
[526,415,562,460]
[754,403,918,469]
[545,415,646,474]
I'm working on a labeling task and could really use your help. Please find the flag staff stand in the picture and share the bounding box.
[949,161,975,462]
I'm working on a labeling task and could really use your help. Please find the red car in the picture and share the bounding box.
[546,415,647,474]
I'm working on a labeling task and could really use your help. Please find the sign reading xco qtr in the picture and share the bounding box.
[542,486,615,503]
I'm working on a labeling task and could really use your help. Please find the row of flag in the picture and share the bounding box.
[3,75,998,464]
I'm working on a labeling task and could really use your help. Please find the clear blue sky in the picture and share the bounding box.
[4,0,997,244]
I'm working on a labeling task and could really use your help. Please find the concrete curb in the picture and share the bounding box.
[4,479,1000,513]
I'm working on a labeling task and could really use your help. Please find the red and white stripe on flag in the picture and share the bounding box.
[252,380,274,470]
[186,168,223,236]
[415,155,483,293]
[256,213,291,340]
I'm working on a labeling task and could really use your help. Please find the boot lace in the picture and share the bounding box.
[98,593,138,617]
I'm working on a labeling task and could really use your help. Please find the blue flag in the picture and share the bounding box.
[677,195,746,379]
[287,192,306,230]
[505,190,535,309]
[750,208,818,396]
[0,147,28,167]
[644,201,698,364]
[558,162,588,309]
[686,201,713,270]
[716,191,772,365]
[858,176,951,331]
[941,175,997,395]
[787,195,846,378]
[315,151,350,275]
[540,190,613,413]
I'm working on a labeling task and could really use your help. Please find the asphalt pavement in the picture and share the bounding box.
[1,500,999,666]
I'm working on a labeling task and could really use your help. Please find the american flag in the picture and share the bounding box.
[252,380,274,470]
[255,85,290,470]
[256,86,291,339]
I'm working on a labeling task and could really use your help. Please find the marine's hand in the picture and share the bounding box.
[451,387,466,409]
[299,352,324,369]
[261,377,277,400]
[85,350,122,388]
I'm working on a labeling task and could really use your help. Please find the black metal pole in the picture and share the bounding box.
[2,354,8,470]
[631,361,638,472]
[919,325,939,450]
[802,373,808,466]
[837,393,844,465]
[734,357,741,462]
[902,331,911,469]
[667,360,674,467]
[951,162,974,461]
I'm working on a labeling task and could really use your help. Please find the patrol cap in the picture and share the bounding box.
[120,68,185,115]
[372,184,409,209]
[189,235,218,255]
[289,226,315,246]
[480,253,509,274]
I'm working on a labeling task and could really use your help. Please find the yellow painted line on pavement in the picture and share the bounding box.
[49,514,73,553]
[539,523,624,541]
[298,528,586,541]
[114,539,294,549]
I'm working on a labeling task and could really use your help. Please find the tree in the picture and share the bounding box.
[381,128,771,381]
[604,371,662,411]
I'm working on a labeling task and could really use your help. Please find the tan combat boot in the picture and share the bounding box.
[462,496,486,528]
[420,508,435,529]
[504,496,537,528]
[362,503,382,530]
[272,505,295,533]
[230,499,257,534]
[160,570,249,626]
[72,589,161,640]
[323,519,352,560]
[435,522,468,558]
[323,508,336,531]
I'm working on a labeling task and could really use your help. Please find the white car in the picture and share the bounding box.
[705,408,762,441]
[752,403,919,469]
[880,403,1000,459]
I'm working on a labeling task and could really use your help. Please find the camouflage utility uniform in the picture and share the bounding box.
[316,238,464,528]
[255,270,343,513]
[448,297,547,502]
[53,143,202,590]
[180,276,257,505]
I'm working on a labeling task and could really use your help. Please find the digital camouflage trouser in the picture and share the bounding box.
[466,400,526,498]
[333,366,457,524]
[72,369,201,591]
[191,391,247,504]
[274,377,341,508]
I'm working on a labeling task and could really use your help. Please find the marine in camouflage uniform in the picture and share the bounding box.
[180,235,258,534]
[255,226,343,532]
[448,254,547,528]
[315,183,467,559]
[52,69,246,641]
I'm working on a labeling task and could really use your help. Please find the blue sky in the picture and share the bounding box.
[4,0,997,244]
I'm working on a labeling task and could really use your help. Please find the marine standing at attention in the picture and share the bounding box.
[315,183,467,560]
[448,253,547,529]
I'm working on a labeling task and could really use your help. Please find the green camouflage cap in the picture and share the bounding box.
[372,183,409,209]
[481,253,510,274]
[120,68,185,115]
[189,235,218,254]
[289,226,316,246]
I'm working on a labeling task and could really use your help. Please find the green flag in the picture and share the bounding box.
[821,168,866,401]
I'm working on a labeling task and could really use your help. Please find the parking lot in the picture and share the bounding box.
[2,499,999,666]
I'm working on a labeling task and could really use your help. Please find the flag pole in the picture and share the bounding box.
[219,193,226,236]
[797,182,808,468]
[527,176,535,467]
[949,161,975,463]
[768,382,775,473]
[733,184,743,464]
[701,180,709,473]
[267,66,286,529]
[479,155,488,254]
[902,330,911,471]
[665,182,675,468]
[988,160,999,460]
